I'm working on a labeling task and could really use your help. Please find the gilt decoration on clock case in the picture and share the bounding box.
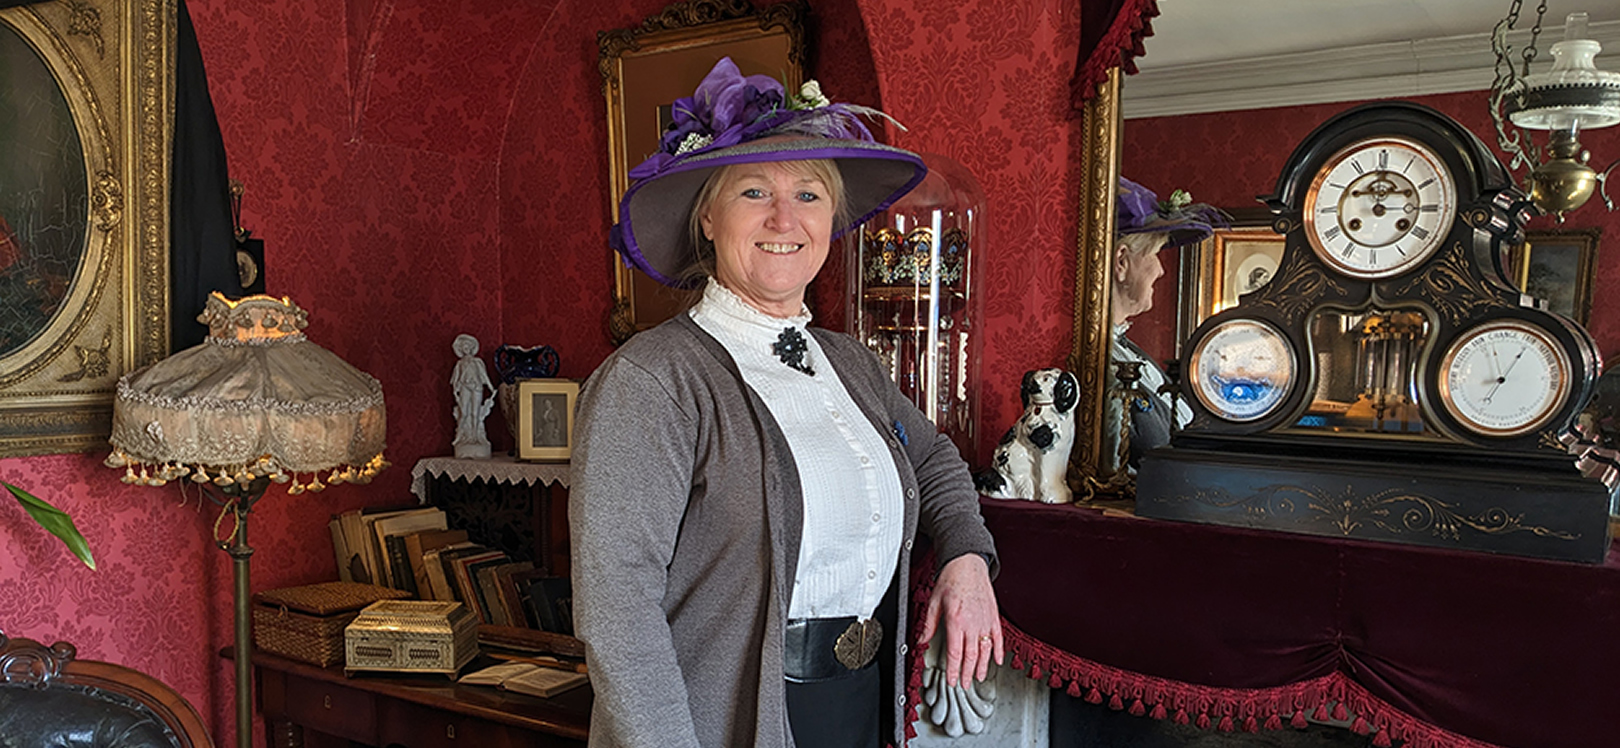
[1136,101,1613,563]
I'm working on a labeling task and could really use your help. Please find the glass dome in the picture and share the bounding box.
[846,154,985,457]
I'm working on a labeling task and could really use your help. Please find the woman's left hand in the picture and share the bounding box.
[919,553,1002,687]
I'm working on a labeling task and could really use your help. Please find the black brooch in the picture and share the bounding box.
[772,327,813,376]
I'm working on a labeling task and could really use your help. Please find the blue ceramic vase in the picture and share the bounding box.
[494,344,560,443]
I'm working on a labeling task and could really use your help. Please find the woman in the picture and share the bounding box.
[571,58,1001,748]
[1104,177,1220,470]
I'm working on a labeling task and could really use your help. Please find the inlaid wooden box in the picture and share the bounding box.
[344,600,479,676]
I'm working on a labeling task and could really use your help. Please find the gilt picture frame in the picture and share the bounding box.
[1176,211,1284,354]
[517,379,579,462]
[0,0,172,457]
[1511,228,1599,327]
[597,0,807,344]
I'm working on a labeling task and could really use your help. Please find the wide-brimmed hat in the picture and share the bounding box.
[1117,176,1225,250]
[610,58,927,288]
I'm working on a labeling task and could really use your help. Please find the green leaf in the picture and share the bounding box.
[3,481,96,570]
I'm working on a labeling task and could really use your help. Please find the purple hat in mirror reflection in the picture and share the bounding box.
[1117,176,1226,250]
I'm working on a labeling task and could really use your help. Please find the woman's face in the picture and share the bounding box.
[1112,242,1166,325]
[699,161,835,318]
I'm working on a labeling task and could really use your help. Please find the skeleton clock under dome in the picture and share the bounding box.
[1135,101,1613,563]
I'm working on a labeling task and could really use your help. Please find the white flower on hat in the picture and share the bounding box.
[797,80,830,109]
[675,132,714,155]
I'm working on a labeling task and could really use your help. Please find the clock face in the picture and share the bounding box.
[1303,137,1456,279]
[1439,319,1571,438]
[1189,319,1296,422]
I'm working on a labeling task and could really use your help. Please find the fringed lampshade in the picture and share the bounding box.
[105,292,386,493]
[104,291,386,748]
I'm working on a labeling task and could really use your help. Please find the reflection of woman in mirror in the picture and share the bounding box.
[1105,177,1221,470]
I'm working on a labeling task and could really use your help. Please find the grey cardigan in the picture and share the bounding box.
[569,313,997,748]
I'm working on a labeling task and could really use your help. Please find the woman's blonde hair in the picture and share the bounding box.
[1117,230,1171,260]
[677,159,849,287]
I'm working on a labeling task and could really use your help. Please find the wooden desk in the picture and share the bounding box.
[254,651,589,747]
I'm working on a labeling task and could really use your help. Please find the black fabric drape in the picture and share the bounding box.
[169,0,239,351]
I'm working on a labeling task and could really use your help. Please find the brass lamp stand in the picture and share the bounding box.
[208,478,269,748]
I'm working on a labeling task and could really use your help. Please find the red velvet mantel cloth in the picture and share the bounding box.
[979,498,1620,748]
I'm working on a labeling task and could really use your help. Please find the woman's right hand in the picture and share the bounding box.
[918,553,1003,687]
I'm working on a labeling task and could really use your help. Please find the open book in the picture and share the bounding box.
[458,661,588,698]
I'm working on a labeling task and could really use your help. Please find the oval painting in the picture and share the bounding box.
[0,20,88,359]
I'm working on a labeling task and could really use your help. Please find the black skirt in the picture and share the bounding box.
[786,664,880,748]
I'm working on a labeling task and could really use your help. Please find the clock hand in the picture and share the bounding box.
[1483,347,1527,403]
[1499,346,1527,379]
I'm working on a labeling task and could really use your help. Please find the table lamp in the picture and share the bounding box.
[105,292,387,748]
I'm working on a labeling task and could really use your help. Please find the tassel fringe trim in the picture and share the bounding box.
[995,618,1505,748]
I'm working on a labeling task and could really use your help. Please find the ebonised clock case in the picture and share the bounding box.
[1134,102,1613,563]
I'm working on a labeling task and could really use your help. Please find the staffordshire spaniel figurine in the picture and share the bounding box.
[975,368,1079,504]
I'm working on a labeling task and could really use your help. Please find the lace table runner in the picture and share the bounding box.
[410,455,569,502]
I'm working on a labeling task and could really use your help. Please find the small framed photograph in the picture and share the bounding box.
[517,380,579,462]
[1509,228,1600,326]
[1177,218,1286,348]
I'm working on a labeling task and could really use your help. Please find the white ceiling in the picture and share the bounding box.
[1124,1,1620,118]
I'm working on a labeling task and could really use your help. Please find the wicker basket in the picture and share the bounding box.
[253,582,408,667]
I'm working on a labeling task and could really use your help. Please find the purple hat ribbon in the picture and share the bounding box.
[626,57,888,182]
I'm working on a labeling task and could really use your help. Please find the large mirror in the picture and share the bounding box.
[1068,5,1620,497]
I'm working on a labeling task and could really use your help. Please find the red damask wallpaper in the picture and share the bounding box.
[6,0,1603,744]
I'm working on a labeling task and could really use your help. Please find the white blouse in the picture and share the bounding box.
[691,280,905,620]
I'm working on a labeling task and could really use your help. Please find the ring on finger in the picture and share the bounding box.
[978,634,992,644]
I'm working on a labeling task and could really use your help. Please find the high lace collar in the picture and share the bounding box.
[696,278,813,338]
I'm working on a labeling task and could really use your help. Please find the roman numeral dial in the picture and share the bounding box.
[1303,137,1456,279]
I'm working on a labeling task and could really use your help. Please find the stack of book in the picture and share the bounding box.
[329,506,573,635]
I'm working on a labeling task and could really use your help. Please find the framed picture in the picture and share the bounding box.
[1509,228,1600,326]
[598,0,807,344]
[1176,216,1285,350]
[517,380,580,462]
[0,1,172,456]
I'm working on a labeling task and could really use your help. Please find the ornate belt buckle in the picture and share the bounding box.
[833,618,882,670]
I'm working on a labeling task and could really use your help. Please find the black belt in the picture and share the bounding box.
[783,617,883,683]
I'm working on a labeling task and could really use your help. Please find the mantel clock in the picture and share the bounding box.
[1136,102,1613,563]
